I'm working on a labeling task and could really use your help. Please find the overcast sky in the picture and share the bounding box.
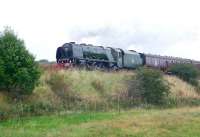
[0,0,200,61]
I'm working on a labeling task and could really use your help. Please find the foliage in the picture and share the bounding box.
[169,64,200,86]
[46,71,76,101]
[91,79,105,92]
[0,28,41,95]
[134,67,170,105]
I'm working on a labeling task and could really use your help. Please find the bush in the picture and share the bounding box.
[0,28,41,95]
[169,64,200,86]
[46,71,77,102]
[91,79,105,92]
[132,67,169,105]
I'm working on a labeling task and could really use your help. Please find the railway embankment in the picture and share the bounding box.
[0,68,200,120]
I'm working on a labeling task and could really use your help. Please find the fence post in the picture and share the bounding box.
[94,98,97,112]
[118,94,120,114]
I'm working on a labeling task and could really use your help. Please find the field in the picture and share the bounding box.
[1,107,200,137]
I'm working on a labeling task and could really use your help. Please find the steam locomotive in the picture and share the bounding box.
[56,42,200,70]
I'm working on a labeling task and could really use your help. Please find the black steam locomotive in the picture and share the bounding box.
[56,42,200,70]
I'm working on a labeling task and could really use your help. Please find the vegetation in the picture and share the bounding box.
[130,67,170,105]
[0,67,200,137]
[0,68,200,120]
[0,28,41,95]
[0,69,133,119]
[169,64,200,86]
[0,107,200,137]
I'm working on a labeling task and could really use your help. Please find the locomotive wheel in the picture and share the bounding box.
[111,65,119,71]
[94,63,103,70]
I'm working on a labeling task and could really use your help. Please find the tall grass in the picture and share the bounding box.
[165,75,200,106]
[165,75,200,98]
[0,69,133,119]
[1,69,200,120]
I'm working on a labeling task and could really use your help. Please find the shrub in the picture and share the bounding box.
[91,79,105,92]
[131,67,170,105]
[47,72,68,93]
[46,71,77,103]
[0,28,41,95]
[168,64,200,86]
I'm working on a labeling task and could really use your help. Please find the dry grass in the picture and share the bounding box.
[50,69,132,103]
[1,69,200,119]
[1,69,133,118]
[165,75,200,99]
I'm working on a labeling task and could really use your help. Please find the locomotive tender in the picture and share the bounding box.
[56,42,200,70]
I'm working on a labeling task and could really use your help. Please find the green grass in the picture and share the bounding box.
[1,107,200,137]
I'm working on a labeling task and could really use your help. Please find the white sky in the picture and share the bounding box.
[0,0,200,61]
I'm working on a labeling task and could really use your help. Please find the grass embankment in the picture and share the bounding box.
[0,107,200,137]
[0,70,133,118]
[0,69,200,119]
[165,75,200,106]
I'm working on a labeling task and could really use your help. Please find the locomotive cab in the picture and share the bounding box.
[107,47,124,68]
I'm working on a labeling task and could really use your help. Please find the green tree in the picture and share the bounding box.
[135,67,169,105]
[169,64,200,86]
[0,28,41,95]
